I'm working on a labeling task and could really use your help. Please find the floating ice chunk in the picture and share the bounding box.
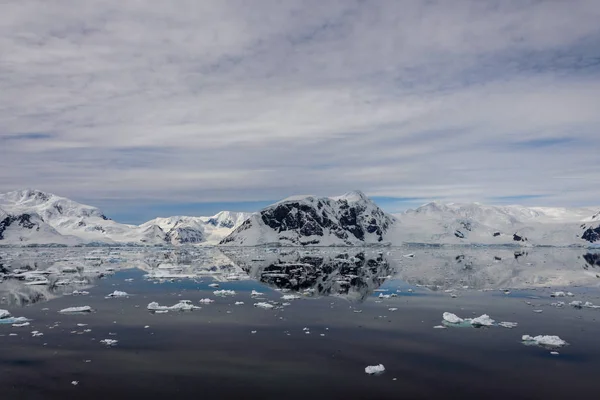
[550,351,559,355]
[60,306,93,314]
[281,294,301,301]
[403,253,415,258]
[71,381,79,386]
[214,290,236,297]
[570,301,583,309]
[442,312,463,324]
[208,283,219,288]
[25,279,49,286]
[522,335,567,347]
[388,308,398,312]
[198,298,214,304]
[583,301,600,309]
[551,301,565,308]
[12,321,30,327]
[234,301,245,305]
[31,331,43,337]
[566,292,574,297]
[433,325,446,329]
[251,331,257,334]
[498,322,518,329]
[100,339,118,346]
[378,293,391,299]
[254,302,274,309]
[365,364,385,375]
[147,300,199,312]
[470,314,495,327]
[72,290,89,296]
[251,290,264,297]
[533,310,543,313]
[106,290,130,298]
[0,309,11,319]
[551,291,566,298]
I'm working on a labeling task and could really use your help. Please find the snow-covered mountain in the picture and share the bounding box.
[220,191,395,246]
[0,190,250,246]
[389,202,600,246]
[140,211,251,245]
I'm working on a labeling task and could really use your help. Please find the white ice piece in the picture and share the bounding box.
[250,290,264,297]
[106,290,130,298]
[365,364,385,375]
[498,322,518,329]
[198,298,214,304]
[469,314,495,327]
[281,294,301,300]
[147,300,199,312]
[522,335,567,347]
[59,306,92,314]
[100,339,118,346]
[254,302,274,309]
[213,290,236,297]
[442,312,463,324]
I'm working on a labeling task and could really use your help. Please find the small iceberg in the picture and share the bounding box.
[0,309,30,325]
[254,302,274,309]
[470,314,495,327]
[498,322,518,329]
[235,301,245,305]
[100,339,118,346]
[365,364,385,375]
[442,312,463,324]
[250,290,264,297]
[147,300,199,312]
[59,306,93,314]
[214,290,236,297]
[522,335,567,348]
[106,290,130,298]
[198,298,214,304]
[571,301,600,309]
[281,294,301,301]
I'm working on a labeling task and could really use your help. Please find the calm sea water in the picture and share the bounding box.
[0,247,599,399]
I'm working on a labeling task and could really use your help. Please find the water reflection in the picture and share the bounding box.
[0,246,598,306]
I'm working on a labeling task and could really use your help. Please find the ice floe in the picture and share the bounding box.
[213,290,236,297]
[106,290,130,298]
[498,322,519,329]
[442,312,463,324]
[0,309,30,325]
[59,306,93,314]
[470,314,495,327]
[100,339,118,346]
[198,298,214,304]
[250,290,264,297]
[522,335,567,347]
[365,364,385,375]
[254,302,274,309]
[234,301,244,305]
[281,294,301,301]
[570,300,600,309]
[147,300,200,312]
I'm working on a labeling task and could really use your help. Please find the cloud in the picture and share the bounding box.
[1,0,599,214]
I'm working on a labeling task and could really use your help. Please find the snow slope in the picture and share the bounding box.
[220,191,395,246]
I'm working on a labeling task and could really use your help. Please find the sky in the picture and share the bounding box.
[1,0,599,223]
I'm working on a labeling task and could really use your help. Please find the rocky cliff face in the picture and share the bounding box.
[220,191,395,246]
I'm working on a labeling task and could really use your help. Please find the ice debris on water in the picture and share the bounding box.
[100,339,118,346]
[522,335,567,347]
[250,290,264,297]
[365,364,385,375]
[59,306,93,314]
[281,294,301,301]
[570,301,600,309]
[106,290,130,298]
[234,301,244,305]
[551,292,574,298]
[442,312,463,324]
[470,314,495,327]
[0,309,30,325]
[498,322,518,329]
[208,283,219,288]
[72,290,89,296]
[213,290,236,297]
[254,302,274,309]
[198,298,214,304]
[147,300,199,312]
[71,381,79,386]
[12,322,30,327]
[31,331,43,337]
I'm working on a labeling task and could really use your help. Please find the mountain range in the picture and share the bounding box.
[0,189,598,247]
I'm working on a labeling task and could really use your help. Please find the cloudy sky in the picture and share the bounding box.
[1,0,599,223]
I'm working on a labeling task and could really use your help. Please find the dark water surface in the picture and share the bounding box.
[1,247,600,399]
